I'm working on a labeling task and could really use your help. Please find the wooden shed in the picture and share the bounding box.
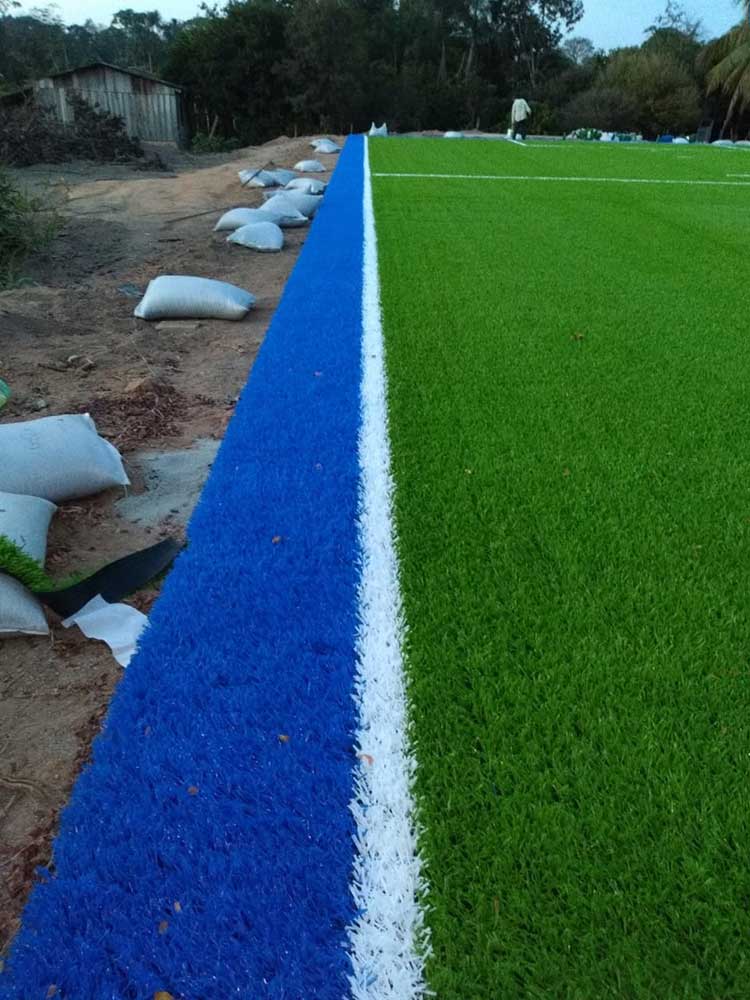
[34,62,188,145]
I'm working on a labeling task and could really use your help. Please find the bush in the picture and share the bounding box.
[190,131,242,154]
[0,168,59,286]
[0,93,143,167]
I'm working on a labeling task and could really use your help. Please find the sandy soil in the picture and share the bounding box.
[0,135,340,953]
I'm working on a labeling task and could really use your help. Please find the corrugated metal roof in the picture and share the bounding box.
[43,61,183,93]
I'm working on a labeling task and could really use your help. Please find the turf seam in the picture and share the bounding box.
[346,135,430,1000]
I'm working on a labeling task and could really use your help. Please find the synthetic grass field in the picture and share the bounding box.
[4,136,750,999]
[369,138,750,997]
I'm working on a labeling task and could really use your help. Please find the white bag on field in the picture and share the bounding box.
[312,138,341,154]
[134,276,256,321]
[228,222,284,252]
[285,177,326,195]
[260,195,309,227]
[293,159,326,172]
[238,168,279,187]
[368,122,388,137]
[444,131,464,138]
[0,491,56,636]
[214,207,281,232]
[277,191,323,218]
[0,414,129,503]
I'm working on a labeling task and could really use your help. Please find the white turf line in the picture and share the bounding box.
[347,136,429,1000]
[372,172,750,187]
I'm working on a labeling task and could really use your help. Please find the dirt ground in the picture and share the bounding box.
[0,135,339,953]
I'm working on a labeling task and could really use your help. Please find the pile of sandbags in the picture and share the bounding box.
[0,414,130,636]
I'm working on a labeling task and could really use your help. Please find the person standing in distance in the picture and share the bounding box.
[510,97,531,140]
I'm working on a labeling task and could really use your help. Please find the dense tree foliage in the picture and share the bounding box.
[0,1,749,144]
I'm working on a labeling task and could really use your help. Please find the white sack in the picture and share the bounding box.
[0,573,47,635]
[368,122,388,137]
[276,190,323,218]
[260,195,309,227]
[134,276,256,321]
[673,137,689,144]
[238,168,279,187]
[285,177,326,195]
[0,491,56,560]
[0,414,129,503]
[293,159,326,172]
[712,139,735,147]
[0,491,56,636]
[268,168,297,186]
[444,131,463,138]
[214,207,281,231]
[228,221,284,252]
[312,138,341,154]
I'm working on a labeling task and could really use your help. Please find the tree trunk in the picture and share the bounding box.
[720,87,741,138]
[438,39,447,84]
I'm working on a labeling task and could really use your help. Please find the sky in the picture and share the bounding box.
[14,0,745,43]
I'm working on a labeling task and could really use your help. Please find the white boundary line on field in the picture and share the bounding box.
[372,171,750,187]
[347,135,429,1000]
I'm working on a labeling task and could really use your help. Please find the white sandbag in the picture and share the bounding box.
[368,122,388,137]
[444,131,463,138]
[0,491,56,636]
[285,177,327,195]
[276,190,323,218]
[134,276,256,321]
[312,138,341,154]
[260,195,309,228]
[214,207,281,232]
[0,492,56,560]
[294,159,326,172]
[0,414,129,503]
[735,140,750,147]
[268,168,297,186]
[0,573,48,635]
[227,222,284,252]
[712,139,735,147]
[238,168,280,187]
[673,137,689,144]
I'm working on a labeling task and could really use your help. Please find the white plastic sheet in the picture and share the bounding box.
[63,595,148,668]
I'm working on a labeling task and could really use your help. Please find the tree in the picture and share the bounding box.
[562,36,595,65]
[646,1,702,39]
[701,2,750,136]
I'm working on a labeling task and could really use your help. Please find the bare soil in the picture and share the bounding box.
[0,135,337,953]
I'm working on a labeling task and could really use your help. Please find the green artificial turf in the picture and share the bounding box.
[369,138,750,998]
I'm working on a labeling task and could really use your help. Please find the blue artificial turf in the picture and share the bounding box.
[1,137,366,999]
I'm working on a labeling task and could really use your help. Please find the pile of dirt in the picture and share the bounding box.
[84,376,192,452]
